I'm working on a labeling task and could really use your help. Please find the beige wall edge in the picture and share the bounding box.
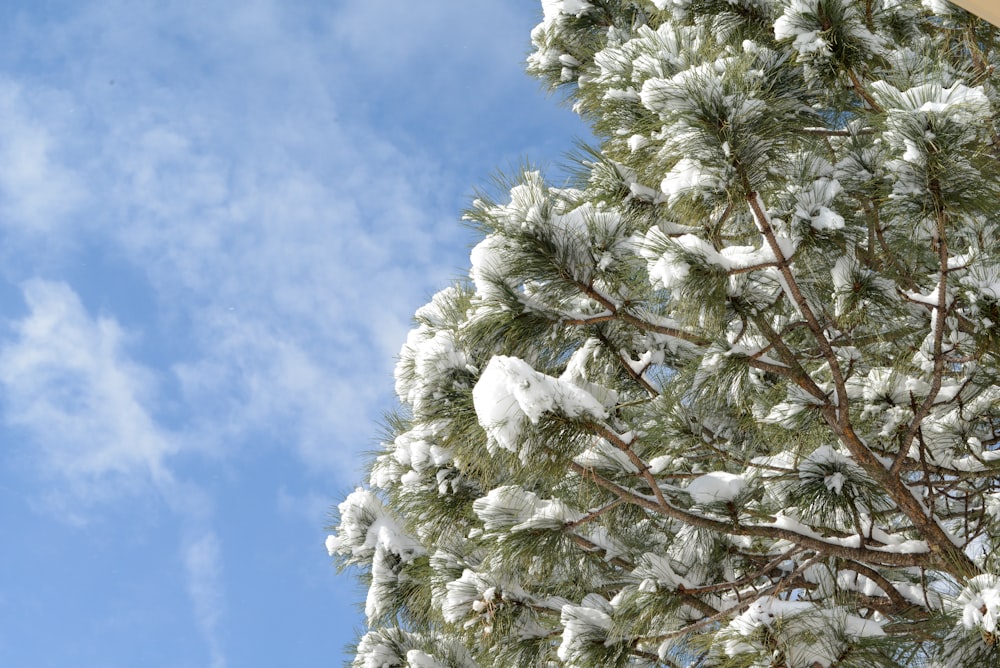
[949,0,1000,27]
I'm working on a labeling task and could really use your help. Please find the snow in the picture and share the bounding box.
[725,596,884,667]
[762,384,826,426]
[876,539,930,554]
[823,471,846,494]
[328,488,429,621]
[673,234,782,273]
[472,485,584,532]
[372,425,453,490]
[472,355,608,457]
[405,650,445,668]
[574,438,640,473]
[634,552,695,590]
[469,234,514,303]
[395,287,473,417]
[802,445,851,469]
[354,632,404,668]
[443,570,501,624]
[774,0,884,65]
[961,263,1000,302]
[768,513,859,549]
[896,581,942,608]
[585,526,628,562]
[792,175,844,231]
[540,0,593,28]
[559,339,620,409]
[328,488,421,561]
[622,348,662,376]
[921,0,952,12]
[836,569,885,598]
[902,282,949,308]
[849,367,931,406]
[659,158,722,203]
[774,16,831,59]
[958,575,1000,634]
[558,598,613,663]
[873,81,991,181]
[627,134,649,152]
[647,454,676,475]
[639,225,796,296]
[686,471,745,504]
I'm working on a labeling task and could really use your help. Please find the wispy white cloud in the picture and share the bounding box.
[0,280,228,662]
[0,1,578,663]
[183,530,227,668]
[0,0,551,486]
[0,280,175,508]
[0,81,87,236]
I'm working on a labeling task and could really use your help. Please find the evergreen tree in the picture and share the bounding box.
[328,1,1000,665]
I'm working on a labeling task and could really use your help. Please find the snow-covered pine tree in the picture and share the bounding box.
[328,1,1000,666]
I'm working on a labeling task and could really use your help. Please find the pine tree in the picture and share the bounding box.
[327,1,1000,666]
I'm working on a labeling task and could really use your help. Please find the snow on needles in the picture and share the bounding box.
[472,485,584,533]
[724,596,884,667]
[472,355,608,458]
[958,574,1000,635]
[686,471,745,505]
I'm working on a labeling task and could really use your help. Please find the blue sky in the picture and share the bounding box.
[0,1,589,665]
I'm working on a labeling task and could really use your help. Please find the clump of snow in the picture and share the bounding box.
[443,570,509,624]
[472,485,584,533]
[353,631,405,668]
[472,355,608,457]
[369,424,455,492]
[557,596,614,663]
[724,596,884,667]
[574,437,639,473]
[327,488,423,563]
[395,287,472,417]
[327,488,427,623]
[637,224,795,296]
[762,384,826,426]
[627,134,649,152]
[634,552,695,591]
[539,0,593,28]
[799,445,858,496]
[775,4,832,58]
[559,339,620,408]
[873,81,989,196]
[792,175,844,231]
[823,471,846,494]
[686,471,745,504]
[921,0,953,12]
[774,0,884,65]
[647,454,678,475]
[957,574,1000,634]
[659,158,723,203]
[405,650,445,668]
[830,254,896,316]
[845,367,930,407]
[466,172,629,306]
[529,1,595,82]
[469,234,515,303]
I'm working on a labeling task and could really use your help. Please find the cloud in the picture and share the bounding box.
[0,278,227,661]
[183,530,227,668]
[0,0,557,487]
[0,81,87,236]
[0,280,176,506]
[0,1,586,663]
